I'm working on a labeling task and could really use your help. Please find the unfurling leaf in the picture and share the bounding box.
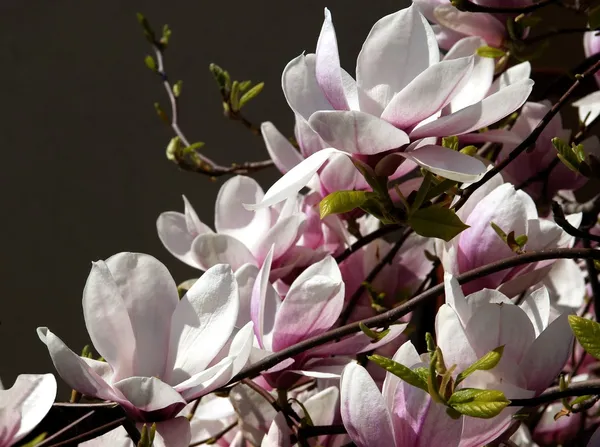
[209,63,232,95]
[568,315,600,360]
[476,46,506,59]
[136,13,156,43]
[173,80,183,98]
[358,322,390,342]
[239,82,264,108]
[144,55,157,72]
[160,24,172,46]
[442,136,459,150]
[230,81,240,111]
[410,172,432,214]
[408,206,469,241]
[319,190,373,219]
[455,346,504,386]
[448,388,510,419]
[553,137,583,174]
[20,433,47,447]
[368,354,429,392]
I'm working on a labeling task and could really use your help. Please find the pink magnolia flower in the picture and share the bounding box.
[574,31,600,125]
[0,374,56,447]
[250,248,406,388]
[497,101,599,200]
[38,253,253,422]
[246,6,533,211]
[438,180,581,295]
[157,176,346,281]
[413,0,534,50]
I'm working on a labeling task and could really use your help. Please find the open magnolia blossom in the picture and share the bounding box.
[250,247,406,388]
[37,253,253,422]
[157,176,347,281]
[438,180,582,295]
[0,374,56,447]
[573,31,600,125]
[245,4,533,211]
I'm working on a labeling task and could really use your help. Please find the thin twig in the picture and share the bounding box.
[45,416,127,447]
[454,0,557,14]
[334,224,403,264]
[189,421,238,446]
[36,410,95,447]
[227,247,600,384]
[552,201,600,244]
[509,379,600,407]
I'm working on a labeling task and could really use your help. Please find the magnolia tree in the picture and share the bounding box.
[7,1,600,446]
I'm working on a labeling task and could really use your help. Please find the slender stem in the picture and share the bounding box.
[552,201,600,244]
[509,379,600,407]
[45,416,127,447]
[189,421,238,446]
[454,0,557,14]
[454,58,600,212]
[338,229,413,325]
[227,248,600,384]
[36,411,95,447]
[298,424,347,438]
[335,224,403,264]
[241,378,281,411]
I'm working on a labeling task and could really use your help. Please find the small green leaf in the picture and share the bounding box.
[424,179,457,202]
[319,190,373,219]
[19,433,47,447]
[442,136,459,150]
[160,24,172,46]
[568,315,600,360]
[514,234,528,247]
[553,137,582,173]
[144,55,156,72]
[408,206,469,242]
[166,136,181,161]
[154,102,169,124]
[455,346,504,386]
[476,46,506,59]
[136,12,156,43]
[589,5,600,30]
[230,80,240,111]
[490,222,508,243]
[411,172,432,214]
[209,63,231,94]
[173,80,183,98]
[359,322,390,341]
[460,145,477,156]
[368,354,429,392]
[448,388,510,419]
[239,82,264,108]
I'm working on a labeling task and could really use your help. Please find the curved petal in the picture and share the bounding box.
[381,56,474,128]
[235,263,259,327]
[174,357,234,401]
[262,412,292,447]
[543,259,586,309]
[573,90,600,124]
[282,54,333,121]
[316,9,350,110]
[410,79,534,139]
[102,253,179,378]
[113,376,186,417]
[244,148,342,210]
[262,122,304,174]
[308,110,410,155]
[320,152,363,193]
[356,5,439,113]
[272,256,344,351]
[250,247,281,351]
[156,212,202,268]
[167,264,239,379]
[191,233,257,271]
[519,287,550,337]
[433,5,505,48]
[257,214,306,263]
[154,418,192,447]
[340,363,396,447]
[488,62,532,96]
[401,144,486,182]
[435,305,478,373]
[215,176,271,252]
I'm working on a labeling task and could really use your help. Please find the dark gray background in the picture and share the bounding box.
[0,1,584,397]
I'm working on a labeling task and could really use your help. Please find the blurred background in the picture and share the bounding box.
[0,1,586,397]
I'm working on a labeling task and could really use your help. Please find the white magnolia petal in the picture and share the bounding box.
[235,263,259,327]
[262,122,304,174]
[250,247,280,351]
[433,5,505,48]
[519,287,550,337]
[488,62,532,96]
[156,212,202,268]
[401,144,486,182]
[113,376,186,414]
[262,412,292,447]
[191,233,257,271]
[573,90,600,124]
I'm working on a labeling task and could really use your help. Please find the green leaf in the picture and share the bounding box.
[410,172,432,214]
[490,222,508,243]
[319,190,373,219]
[160,24,172,46]
[173,80,183,98]
[553,137,582,173]
[442,136,459,150]
[589,5,600,30]
[239,82,265,108]
[144,55,156,72]
[230,80,240,111]
[359,322,390,342]
[476,46,506,59]
[455,346,504,386]
[238,80,252,92]
[568,315,600,360]
[460,145,477,156]
[19,433,47,447]
[368,354,429,392]
[136,12,156,43]
[424,179,457,202]
[448,388,510,419]
[209,63,231,94]
[408,206,469,242]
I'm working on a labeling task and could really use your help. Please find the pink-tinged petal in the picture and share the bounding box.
[573,90,600,124]
[487,62,532,96]
[250,248,281,351]
[435,305,478,373]
[292,357,351,379]
[433,5,505,48]
[315,9,350,111]
[167,264,238,379]
[455,173,504,222]
[340,363,396,447]
[444,273,470,325]
[303,387,339,426]
[235,263,259,327]
[262,412,292,447]
[191,233,257,271]
[0,374,56,443]
[410,79,534,139]
[153,418,192,447]
[222,321,255,377]
[445,37,495,112]
[295,116,330,158]
[381,56,474,128]
[79,426,131,447]
[282,54,333,121]
[497,263,553,299]
[272,256,343,351]
[262,122,304,174]
[588,426,600,446]
[183,196,212,236]
[0,407,21,447]
[244,148,343,210]
[113,376,186,418]
[157,213,202,269]
[82,259,136,379]
[174,357,235,401]
[401,144,486,182]
[308,110,410,155]
[214,176,271,253]
[320,153,363,193]
[543,259,586,309]
[257,214,306,263]
[230,382,278,445]
[520,312,574,393]
[382,341,422,412]
[466,303,535,366]
[103,253,179,379]
[37,328,122,402]
[356,5,439,113]
[519,287,550,337]
[433,24,468,51]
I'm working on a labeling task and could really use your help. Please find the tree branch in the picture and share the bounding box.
[509,379,600,407]
[552,201,600,244]
[334,224,403,264]
[453,0,557,14]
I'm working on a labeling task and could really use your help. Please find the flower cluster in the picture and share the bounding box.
[5,2,600,447]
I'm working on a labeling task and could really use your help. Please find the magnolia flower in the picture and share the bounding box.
[157,176,346,280]
[413,0,533,49]
[438,181,582,295]
[245,5,533,211]
[0,374,56,446]
[38,253,253,422]
[251,248,406,388]
[573,31,600,125]
[497,101,599,200]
